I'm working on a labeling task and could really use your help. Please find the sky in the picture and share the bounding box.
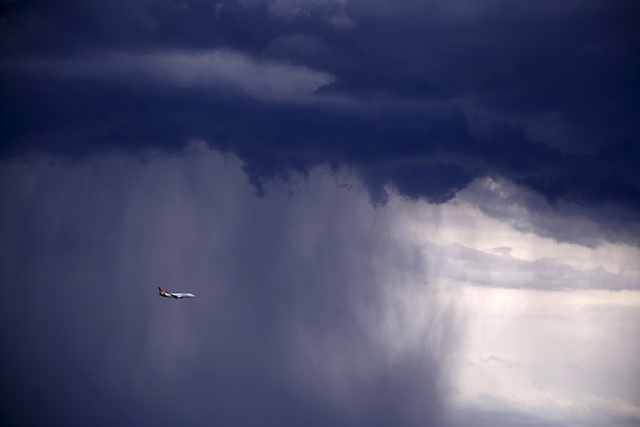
[1,1,639,426]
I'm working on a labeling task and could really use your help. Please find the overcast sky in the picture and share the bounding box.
[1,1,639,426]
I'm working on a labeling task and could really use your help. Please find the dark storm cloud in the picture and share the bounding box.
[1,0,639,242]
[458,177,640,247]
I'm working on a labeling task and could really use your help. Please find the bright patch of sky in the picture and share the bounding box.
[377,185,640,426]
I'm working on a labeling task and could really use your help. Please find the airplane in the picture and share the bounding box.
[158,286,195,299]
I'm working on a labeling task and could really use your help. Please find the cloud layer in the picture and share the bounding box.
[1,0,639,244]
[0,153,457,426]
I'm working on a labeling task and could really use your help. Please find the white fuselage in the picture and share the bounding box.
[168,292,195,299]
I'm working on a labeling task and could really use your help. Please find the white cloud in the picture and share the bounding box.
[366,186,640,425]
[387,191,640,291]
[447,285,640,426]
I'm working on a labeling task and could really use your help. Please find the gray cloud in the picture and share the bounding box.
[429,241,639,291]
[7,50,335,105]
[458,177,640,247]
[0,152,455,426]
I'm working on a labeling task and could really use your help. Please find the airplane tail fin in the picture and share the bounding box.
[158,287,165,296]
